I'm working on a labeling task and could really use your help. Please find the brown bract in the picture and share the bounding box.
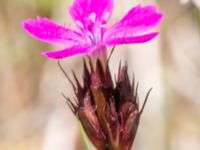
[59,60,151,150]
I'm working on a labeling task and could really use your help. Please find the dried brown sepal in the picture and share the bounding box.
[59,59,151,150]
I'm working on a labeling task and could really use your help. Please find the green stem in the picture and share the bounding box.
[78,120,92,150]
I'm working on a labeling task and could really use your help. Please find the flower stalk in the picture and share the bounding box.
[90,45,107,72]
[78,120,92,150]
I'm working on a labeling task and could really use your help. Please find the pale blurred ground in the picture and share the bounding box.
[0,0,200,150]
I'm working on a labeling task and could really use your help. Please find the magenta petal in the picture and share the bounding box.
[23,17,85,45]
[104,5,163,44]
[69,0,113,29]
[42,45,92,59]
[104,32,159,46]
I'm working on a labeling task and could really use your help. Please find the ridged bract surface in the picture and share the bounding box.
[59,60,151,150]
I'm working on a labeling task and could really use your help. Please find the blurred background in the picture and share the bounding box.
[0,0,200,150]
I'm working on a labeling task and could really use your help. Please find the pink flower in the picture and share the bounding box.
[23,0,163,59]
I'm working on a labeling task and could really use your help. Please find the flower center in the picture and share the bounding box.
[86,12,106,45]
[77,12,109,46]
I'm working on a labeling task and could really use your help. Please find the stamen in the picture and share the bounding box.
[103,12,110,21]
[76,20,84,28]
[89,12,96,23]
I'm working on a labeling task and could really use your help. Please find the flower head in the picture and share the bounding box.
[59,59,151,150]
[23,0,163,59]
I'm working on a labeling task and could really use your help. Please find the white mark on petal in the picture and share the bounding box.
[100,24,106,28]
[76,20,84,28]
[89,12,96,23]
[103,12,110,21]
